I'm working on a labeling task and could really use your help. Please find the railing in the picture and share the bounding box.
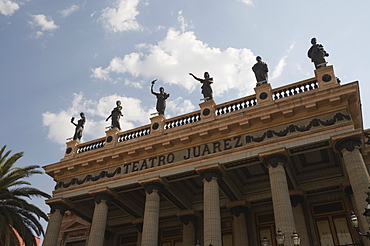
[272,78,318,100]
[118,125,151,142]
[164,112,201,130]
[216,95,257,116]
[76,138,106,153]
[72,77,324,155]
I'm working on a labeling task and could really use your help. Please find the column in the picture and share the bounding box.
[42,202,68,246]
[263,154,296,246]
[335,136,370,245]
[132,218,143,246]
[87,192,113,246]
[229,205,248,246]
[291,194,309,246]
[141,182,164,246]
[201,168,222,246]
[180,214,198,246]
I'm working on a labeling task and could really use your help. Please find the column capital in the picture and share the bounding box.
[143,181,164,195]
[93,192,114,205]
[132,219,144,233]
[289,190,305,207]
[229,205,248,217]
[200,168,222,182]
[263,153,288,168]
[335,136,362,152]
[48,202,69,215]
[180,214,199,225]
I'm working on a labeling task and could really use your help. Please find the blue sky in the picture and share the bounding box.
[1,0,370,240]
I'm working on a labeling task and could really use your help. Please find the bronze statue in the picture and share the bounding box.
[106,100,123,130]
[151,79,170,115]
[189,72,213,101]
[71,112,86,141]
[252,56,268,86]
[307,37,329,69]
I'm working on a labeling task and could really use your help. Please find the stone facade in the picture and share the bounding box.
[43,66,370,246]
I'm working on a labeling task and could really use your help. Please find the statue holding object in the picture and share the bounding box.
[71,112,86,141]
[106,100,123,130]
[189,71,213,101]
[151,79,170,115]
[307,37,329,69]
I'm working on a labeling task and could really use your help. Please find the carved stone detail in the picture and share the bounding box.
[263,154,288,168]
[180,214,198,225]
[94,192,114,205]
[290,194,305,207]
[49,202,68,215]
[143,182,164,195]
[335,136,361,152]
[229,206,248,217]
[200,168,222,182]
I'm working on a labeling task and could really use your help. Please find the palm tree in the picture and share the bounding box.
[0,145,51,246]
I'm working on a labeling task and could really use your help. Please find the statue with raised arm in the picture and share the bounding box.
[307,37,329,69]
[189,71,213,101]
[252,56,268,86]
[106,100,123,130]
[71,112,86,141]
[151,79,170,115]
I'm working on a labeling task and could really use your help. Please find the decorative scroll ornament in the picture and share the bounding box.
[200,168,222,182]
[49,202,68,215]
[230,205,248,217]
[143,182,164,195]
[335,136,361,152]
[94,192,114,205]
[263,154,288,168]
[180,214,198,225]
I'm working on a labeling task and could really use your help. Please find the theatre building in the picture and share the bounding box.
[42,65,370,246]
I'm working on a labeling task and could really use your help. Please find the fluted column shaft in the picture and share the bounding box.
[230,206,248,246]
[291,196,309,246]
[42,203,68,246]
[87,193,113,246]
[264,154,295,246]
[336,137,370,246]
[201,169,222,246]
[141,182,164,246]
[180,215,197,246]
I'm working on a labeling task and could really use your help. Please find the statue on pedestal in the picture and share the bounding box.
[252,56,268,86]
[307,37,329,69]
[71,112,86,141]
[189,72,213,101]
[106,100,123,130]
[151,79,170,115]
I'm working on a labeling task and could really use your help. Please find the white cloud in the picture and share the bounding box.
[271,42,295,80]
[91,28,257,97]
[42,93,152,146]
[60,4,79,18]
[238,0,254,6]
[99,0,141,32]
[0,0,19,16]
[29,14,59,33]
[167,97,196,116]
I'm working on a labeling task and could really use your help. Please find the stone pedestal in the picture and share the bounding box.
[254,83,272,105]
[315,65,339,89]
[63,139,80,160]
[150,115,166,134]
[199,99,216,120]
